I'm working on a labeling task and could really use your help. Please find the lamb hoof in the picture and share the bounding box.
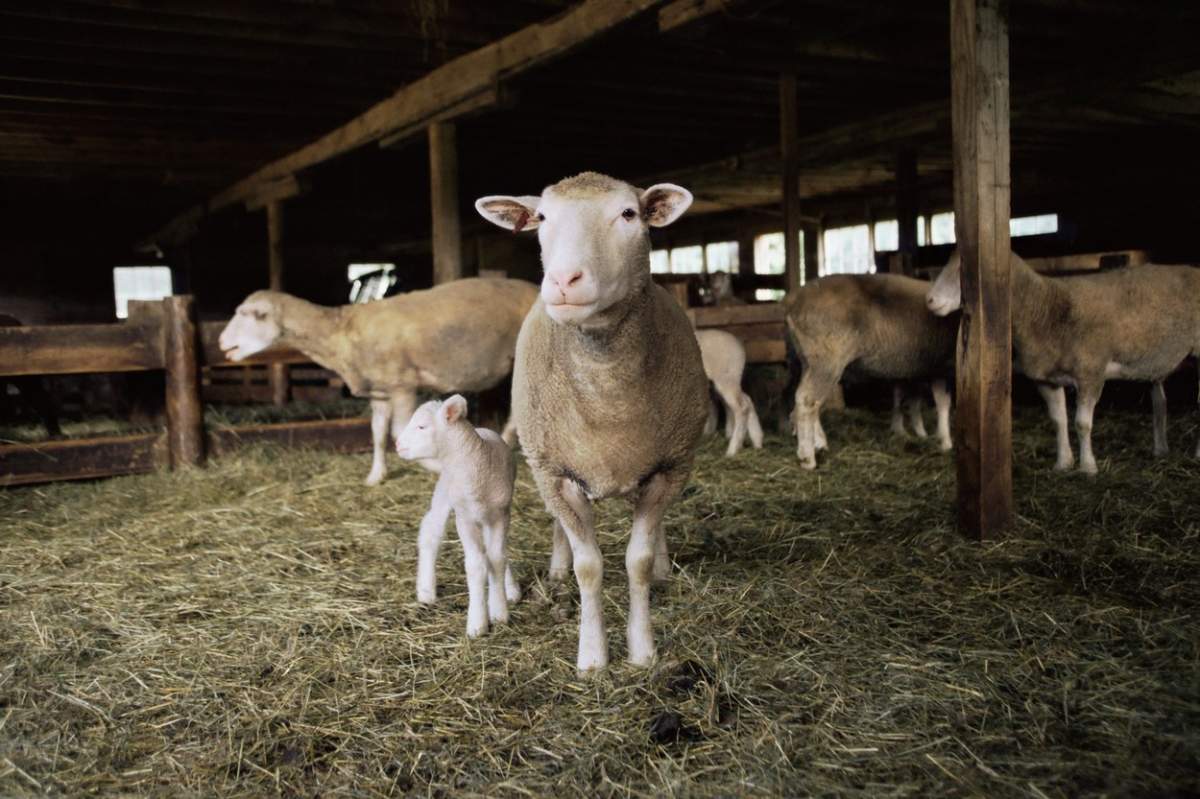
[939,439,953,452]
[548,568,569,583]
[506,584,522,604]
[466,620,488,639]
[416,590,436,606]
[577,645,609,673]
[489,610,509,626]
[1080,461,1098,476]
[628,649,655,668]
[364,470,385,487]
[798,456,817,470]
[1053,458,1074,472]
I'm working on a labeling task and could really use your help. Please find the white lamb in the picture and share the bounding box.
[394,394,521,638]
[695,328,764,456]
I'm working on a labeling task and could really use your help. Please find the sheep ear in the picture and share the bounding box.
[640,184,693,228]
[475,195,541,232]
[441,394,468,424]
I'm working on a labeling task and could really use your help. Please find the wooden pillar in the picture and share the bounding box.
[266,199,289,407]
[163,295,205,469]
[429,121,463,285]
[951,0,1013,540]
[737,231,756,301]
[780,72,802,294]
[803,221,821,284]
[896,149,919,276]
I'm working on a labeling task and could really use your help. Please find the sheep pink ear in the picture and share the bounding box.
[441,394,468,424]
[640,184,693,227]
[475,195,542,232]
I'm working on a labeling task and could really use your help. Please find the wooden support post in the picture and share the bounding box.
[429,121,463,285]
[266,199,289,407]
[163,295,205,469]
[780,72,802,294]
[737,231,756,301]
[951,0,1013,540]
[896,149,919,275]
[803,222,821,284]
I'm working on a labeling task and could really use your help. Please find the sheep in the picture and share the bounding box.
[785,273,957,468]
[394,394,521,638]
[926,251,1200,473]
[475,171,709,672]
[705,271,745,306]
[217,277,538,485]
[695,328,763,456]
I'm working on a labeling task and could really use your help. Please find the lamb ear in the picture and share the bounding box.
[640,183,693,228]
[475,195,542,232]
[441,394,468,424]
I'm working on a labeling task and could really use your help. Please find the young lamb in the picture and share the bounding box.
[217,277,538,485]
[394,394,521,638]
[695,328,763,456]
[926,251,1200,473]
[785,273,957,468]
[476,172,709,672]
[706,272,745,306]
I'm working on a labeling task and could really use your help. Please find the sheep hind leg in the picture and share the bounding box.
[890,385,909,437]
[482,513,512,626]
[703,395,719,436]
[744,394,764,449]
[548,519,572,583]
[907,394,928,439]
[652,522,671,583]
[794,366,840,468]
[714,380,748,457]
[365,399,393,486]
[627,472,684,667]
[1075,381,1105,475]
[931,379,953,451]
[1151,380,1168,457]
[1038,384,1075,471]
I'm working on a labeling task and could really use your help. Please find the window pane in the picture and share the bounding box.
[874,220,898,252]
[931,212,956,245]
[822,225,873,275]
[670,245,704,274]
[917,215,927,247]
[650,250,670,274]
[754,233,785,275]
[755,288,785,302]
[1011,213,1058,237]
[113,266,172,319]
[705,241,738,273]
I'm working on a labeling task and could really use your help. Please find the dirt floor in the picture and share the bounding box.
[1,405,1198,797]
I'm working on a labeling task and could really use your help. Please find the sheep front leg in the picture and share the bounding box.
[366,399,393,486]
[416,479,451,605]
[745,395,764,449]
[907,395,928,439]
[1151,380,1168,457]
[1076,382,1104,475]
[714,380,747,457]
[482,513,512,627]
[1037,384,1075,471]
[455,515,490,638]
[627,473,683,667]
[551,479,606,672]
[931,379,953,451]
[548,519,572,582]
[890,385,908,437]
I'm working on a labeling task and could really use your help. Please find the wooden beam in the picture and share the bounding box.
[206,418,372,458]
[141,0,661,247]
[266,199,289,407]
[0,432,165,487]
[163,294,205,468]
[429,121,463,285]
[803,221,821,284]
[379,86,513,149]
[245,175,303,212]
[951,0,1013,540]
[658,0,737,32]
[779,72,801,294]
[0,323,161,377]
[895,149,918,275]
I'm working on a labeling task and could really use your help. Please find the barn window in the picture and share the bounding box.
[753,231,803,300]
[822,225,874,275]
[650,249,669,273]
[874,220,899,252]
[930,212,956,245]
[347,263,396,303]
[669,245,704,274]
[705,241,738,273]
[1011,213,1058,236]
[113,266,172,319]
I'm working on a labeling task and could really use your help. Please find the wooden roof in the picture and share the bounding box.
[5,0,1200,251]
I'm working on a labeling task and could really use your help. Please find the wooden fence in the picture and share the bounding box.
[0,296,371,487]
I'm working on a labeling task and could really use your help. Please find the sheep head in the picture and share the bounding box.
[219,291,283,361]
[475,172,692,327]
[926,251,963,317]
[395,395,468,461]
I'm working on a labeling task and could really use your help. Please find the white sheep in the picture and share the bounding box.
[926,251,1200,473]
[394,394,521,638]
[695,328,763,456]
[476,171,709,672]
[217,277,538,485]
[785,273,957,468]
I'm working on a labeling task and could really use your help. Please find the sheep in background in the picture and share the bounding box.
[395,394,520,638]
[891,381,953,445]
[926,251,1200,472]
[696,328,763,456]
[706,271,745,306]
[785,274,957,468]
[217,277,538,485]
[476,172,709,672]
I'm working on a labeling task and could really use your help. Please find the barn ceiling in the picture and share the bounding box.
[4,0,1200,253]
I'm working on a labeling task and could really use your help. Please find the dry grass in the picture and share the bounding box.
[1,406,1198,797]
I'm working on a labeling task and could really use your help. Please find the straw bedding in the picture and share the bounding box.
[1,406,1198,797]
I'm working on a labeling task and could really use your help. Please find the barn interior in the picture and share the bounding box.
[2,1,1200,796]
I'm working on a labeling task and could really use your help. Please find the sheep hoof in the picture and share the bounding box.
[466,621,488,639]
[798,456,817,470]
[416,591,436,606]
[506,584,522,603]
[939,439,953,452]
[364,470,385,486]
[489,611,509,626]
[576,646,609,673]
[1080,461,1098,476]
[627,649,655,668]
[547,567,569,583]
[1153,446,1168,458]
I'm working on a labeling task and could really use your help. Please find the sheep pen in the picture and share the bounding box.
[2,406,1198,797]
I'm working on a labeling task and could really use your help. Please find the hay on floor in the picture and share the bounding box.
[1,406,1198,797]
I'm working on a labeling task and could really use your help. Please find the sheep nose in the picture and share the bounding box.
[550,270,584,292]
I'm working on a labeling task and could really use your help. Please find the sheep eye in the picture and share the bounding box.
[621,208,638,220]
[253,311,267,321]
[536,212,546,222]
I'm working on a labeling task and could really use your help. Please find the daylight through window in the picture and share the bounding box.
[113,266,172,319]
